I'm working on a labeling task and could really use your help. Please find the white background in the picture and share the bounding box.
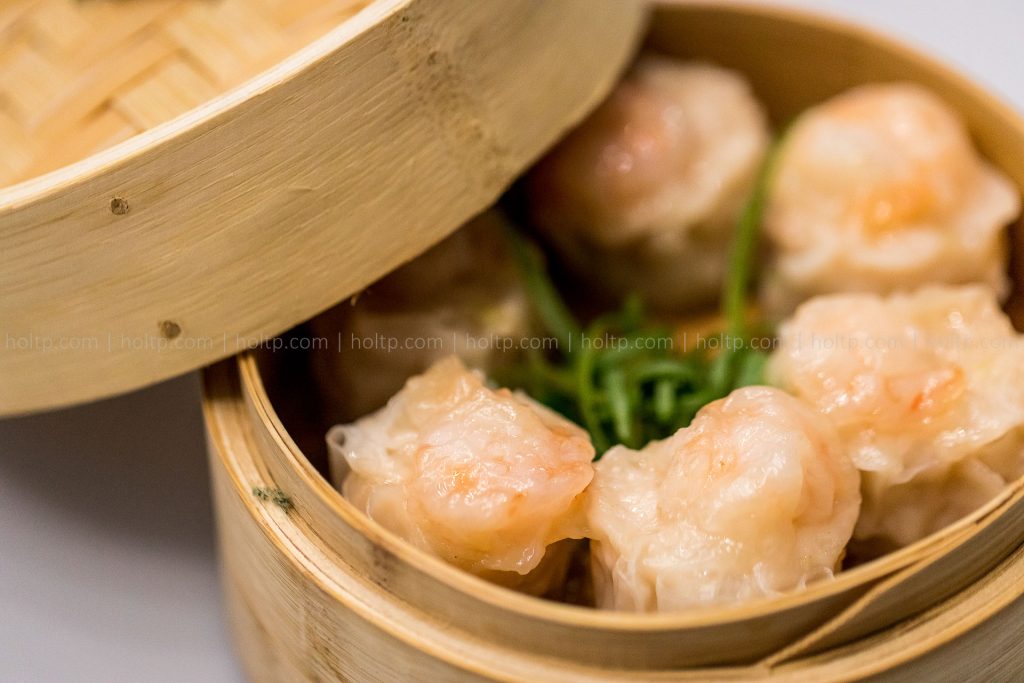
[2,2,1022,681]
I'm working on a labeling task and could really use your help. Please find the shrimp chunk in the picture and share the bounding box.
[527,54,769,310]
[327,356,595,593]
[769,285,1024,549]
[764,84,1019,315]
[586,386,859,611]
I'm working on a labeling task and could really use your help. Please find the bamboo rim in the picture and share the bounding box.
[206,357,1024,680]
[234,347,1024,631]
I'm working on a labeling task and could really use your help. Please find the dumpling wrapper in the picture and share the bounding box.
[327,356,595,595]
[763,83,1020,316]
[586,386,860,612]
[310,210,532,422]
[527,54,769,311]
[769,285,1024,549]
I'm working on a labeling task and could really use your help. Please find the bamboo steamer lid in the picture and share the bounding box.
[0,0,646,416]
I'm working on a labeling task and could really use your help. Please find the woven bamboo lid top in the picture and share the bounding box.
[0,0,645,416]
[0,0,369,186]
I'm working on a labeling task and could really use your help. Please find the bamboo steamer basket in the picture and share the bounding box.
[0,0,645,416]
[200,3,1024,681]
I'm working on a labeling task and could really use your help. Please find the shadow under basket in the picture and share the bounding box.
[202,3,1024,681]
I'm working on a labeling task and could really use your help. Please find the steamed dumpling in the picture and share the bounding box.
[585,386,859,611]
[527,54,769,311]
[768,285,1024,549]
[763,83,1020,315]
[310,211,532,421]
[326,356,595,594]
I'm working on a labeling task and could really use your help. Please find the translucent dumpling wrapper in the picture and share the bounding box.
[768,285,1024,550]
[763,83,1020,316]
[526,54,770,311]
[326,356,595,595]
[309,211,533,421]
[585,386,860,612]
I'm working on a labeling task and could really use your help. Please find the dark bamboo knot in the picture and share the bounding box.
[109,196,130,215]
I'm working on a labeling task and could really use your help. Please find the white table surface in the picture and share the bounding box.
[2,2,1022,681]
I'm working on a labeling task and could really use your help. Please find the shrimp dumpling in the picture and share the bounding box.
[310,211,532,421]
[326,356,595,594]
[768,285,1024,550]
[527,54,769,311]
[586,386,860,612]
[764,84,1020,315]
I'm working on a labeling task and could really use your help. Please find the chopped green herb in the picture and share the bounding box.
[505,227,581,352]
[500,139,780,458]
[653,379,676,424]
